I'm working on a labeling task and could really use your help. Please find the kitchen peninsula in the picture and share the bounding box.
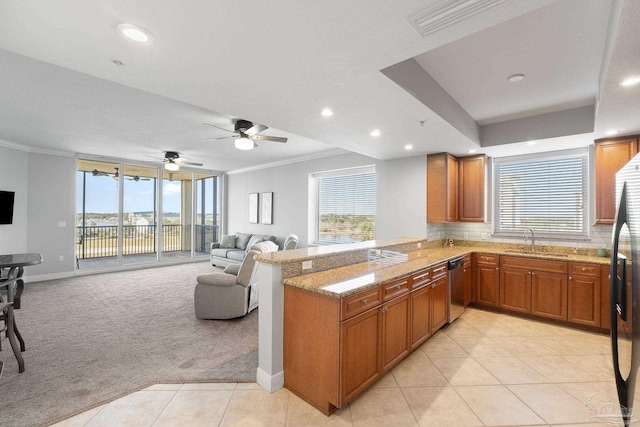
[254,237,610,414]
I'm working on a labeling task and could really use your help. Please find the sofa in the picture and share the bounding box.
[210,232,276,267]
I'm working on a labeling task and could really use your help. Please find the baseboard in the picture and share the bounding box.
[256,368,284,393]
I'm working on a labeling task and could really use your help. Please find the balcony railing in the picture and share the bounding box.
[76,224,217,259]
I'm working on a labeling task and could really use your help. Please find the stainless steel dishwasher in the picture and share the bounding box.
[447,256,465,323]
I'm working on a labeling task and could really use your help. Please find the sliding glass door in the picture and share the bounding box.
[76,159,221,270]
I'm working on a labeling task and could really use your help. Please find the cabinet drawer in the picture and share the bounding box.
[569,262,601,278]
[382,277,410,301]
[463,254,471,268]
[431,262,448,280]
[501,256,567,274]
[411,268,431,290]
[341,287,382,320]
[475,253,499,266]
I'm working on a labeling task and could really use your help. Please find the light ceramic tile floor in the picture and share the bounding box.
[50,308,622,427]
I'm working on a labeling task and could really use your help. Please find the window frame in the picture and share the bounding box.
[309,165,376,245]
[492,148,589,241]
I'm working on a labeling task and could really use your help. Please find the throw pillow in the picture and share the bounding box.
[220,234,236,248]
[235,233,252,250]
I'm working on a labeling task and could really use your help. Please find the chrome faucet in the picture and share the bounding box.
[523,228,535,252]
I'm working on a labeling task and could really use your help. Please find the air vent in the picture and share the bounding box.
[408,0,507,37]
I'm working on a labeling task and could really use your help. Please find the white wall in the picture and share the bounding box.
[26,152,77,276]
[0,144,29,253]
[226,152,428,247]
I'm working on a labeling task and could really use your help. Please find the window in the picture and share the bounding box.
[493,149,588,239]
[311,165,376,244]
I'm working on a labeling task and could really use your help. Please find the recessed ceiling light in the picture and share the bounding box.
[116,23,154,44]
[620,76,640,87]
[606,129,620,136]
[467,149,477,153]
[321,108,333,117]
[404,144,413,150]
[526,141,536,146]
[507,74,525,83]
[370,129,381,137]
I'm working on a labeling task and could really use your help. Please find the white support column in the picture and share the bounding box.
[255,261,284,392]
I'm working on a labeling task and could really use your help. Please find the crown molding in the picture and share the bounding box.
[0,139,76,157]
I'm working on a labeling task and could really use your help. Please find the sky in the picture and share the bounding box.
[76,173,181,214]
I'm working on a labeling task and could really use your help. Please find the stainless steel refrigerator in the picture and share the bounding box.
[611,153,640,426]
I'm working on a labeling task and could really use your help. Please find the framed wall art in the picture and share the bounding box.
[249,193,259,224]
[261,192,273,224]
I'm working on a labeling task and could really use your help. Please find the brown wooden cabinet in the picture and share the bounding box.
[463,255,471,306]
[341,306,380,403]
[474,253,500,307]
[410,268,432,349]
[594,137,638,224]
[531,270,568,321]
[458,155,486,222]
[380,294,410,372]
[427,153,486,223]
[431,275,448,331]
[500,267,531,313]
[567,262,601,327]
[427,153,458,222]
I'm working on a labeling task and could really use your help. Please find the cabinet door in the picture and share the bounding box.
[594,138,638,224]
[446,154,459,222]
[500,267,531,313]
[410,285,431,350]
[476,264,500,307]
[458,155,486,222]
[531,271,567,321]
[381,294,410,372]
[340,307,380,403]
[463,263,471,307]
[431,276,448,331]
[568,275,601,327]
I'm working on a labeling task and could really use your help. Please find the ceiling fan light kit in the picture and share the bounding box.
[204,119,288,150]
[235,136,256,150]
[164,162,180,171]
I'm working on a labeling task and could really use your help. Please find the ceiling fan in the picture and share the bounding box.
[160,151,203,171]
[127,175,151,182]
[91,167,119,180]
[204,119,288,150]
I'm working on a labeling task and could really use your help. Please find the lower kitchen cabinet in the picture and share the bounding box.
[463,255,471,306]
[410,283,431,350]
[474,253,500,307]
[531,271,568,321]
[341,307,381,403]
[431,275,448,330]
[568,262,602,327]
[500,267,531,313]
[380,294,410,372]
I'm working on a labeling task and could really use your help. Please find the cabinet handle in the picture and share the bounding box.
[582,267,586,272]
[532,272,535,276]
[569,276,572,280]
[362,298,368,305]
[495,267,499,271]
[395,284,401,290]
[380,306,388,313]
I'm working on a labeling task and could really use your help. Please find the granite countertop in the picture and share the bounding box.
[282,244,611,298]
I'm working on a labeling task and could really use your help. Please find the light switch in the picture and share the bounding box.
[302,260,312,270]
[58,221,66,227]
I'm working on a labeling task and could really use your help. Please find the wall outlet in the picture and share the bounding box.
[58,255,64,262]
[302,260,312,270]
[58,221,66,227]
[463,232,469,239]
[417,242,422,248]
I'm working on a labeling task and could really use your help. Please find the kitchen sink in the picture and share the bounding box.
[503,250,569,258]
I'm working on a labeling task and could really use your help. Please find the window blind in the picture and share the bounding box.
[316,167,376,244]
[494,150,588,239]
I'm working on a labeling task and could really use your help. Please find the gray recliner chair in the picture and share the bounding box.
[194,240,278,319]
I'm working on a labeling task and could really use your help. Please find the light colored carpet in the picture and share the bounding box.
[0,261,258,427]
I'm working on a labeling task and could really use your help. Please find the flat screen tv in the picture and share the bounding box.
[0,190,15,224]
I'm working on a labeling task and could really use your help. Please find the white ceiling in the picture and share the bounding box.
[0,0,638,172]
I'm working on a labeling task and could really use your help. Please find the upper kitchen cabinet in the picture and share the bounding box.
[458,155,487,222]
[427,153,486,223]
[427,153,458,222]
[594,136,638,224]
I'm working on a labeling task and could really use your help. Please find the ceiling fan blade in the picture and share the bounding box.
[252,135,288,143]
[206,135,237,141]
[203,122,234,133]
[245,124,268,136]
[176,160,204,167]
